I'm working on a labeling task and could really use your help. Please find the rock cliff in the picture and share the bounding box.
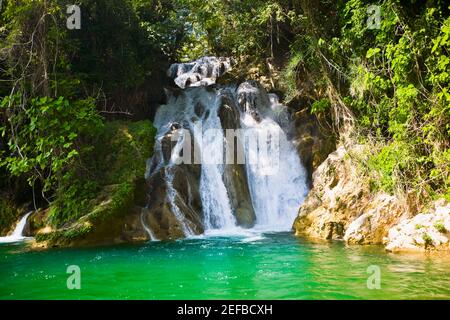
[294,144,450,253]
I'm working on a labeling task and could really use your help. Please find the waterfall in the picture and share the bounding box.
[0,212,33,244]
[239,86,309,231]
[192,93,237,231]
[144,57,308,239]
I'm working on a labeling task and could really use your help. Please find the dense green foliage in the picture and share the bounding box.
[37,120,156,246]
[174,0,296,59]
[49,120,156,227]
[1,95,102,195]
[334,1,450,201]
[0,0,164,227]
[0,0,184,96]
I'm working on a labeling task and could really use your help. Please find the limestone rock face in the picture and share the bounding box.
[294,143,450,254]
[294,146,410,244]
[343,194,407,244]
[292,109,336,184]
[385,200,450,252]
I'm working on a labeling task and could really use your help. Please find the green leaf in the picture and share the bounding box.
[366,47,381,58]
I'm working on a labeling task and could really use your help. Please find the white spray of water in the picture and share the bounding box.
[192,95,237,231]
[0,212,33,244]
[237,83,308,232]
[140,210,159,241]
[242,115,308,231]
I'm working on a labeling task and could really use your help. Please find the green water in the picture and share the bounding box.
[1,232,449,299]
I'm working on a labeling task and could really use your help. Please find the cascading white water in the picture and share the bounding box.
[194,101,237,231]
[239,91,308,231]
[148,57,309,238]
[153,87,238,233]
[168,56,232,89]
[150,111,198,237]
[0,212,32,243]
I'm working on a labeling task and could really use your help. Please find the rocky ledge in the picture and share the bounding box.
[293,145,450,253]
[385,200,450,252]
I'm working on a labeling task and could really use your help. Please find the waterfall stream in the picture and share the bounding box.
[0,212,32,244]
[143,57,308,239]
[241,97,309,232]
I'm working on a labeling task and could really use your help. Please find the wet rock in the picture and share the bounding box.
[143,166,203,240]
[143,130,204,240]
[168,57,232,89]
[236,81,270,121]
[194,102,205,118]
[219,95,241,131]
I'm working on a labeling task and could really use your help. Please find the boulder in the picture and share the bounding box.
[385,200,450,252]
[168,57,232,89]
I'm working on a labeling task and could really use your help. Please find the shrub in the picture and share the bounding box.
[434,221,447,233]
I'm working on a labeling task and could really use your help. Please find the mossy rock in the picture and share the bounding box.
[33,120,156,247]
[35,179,148,247]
